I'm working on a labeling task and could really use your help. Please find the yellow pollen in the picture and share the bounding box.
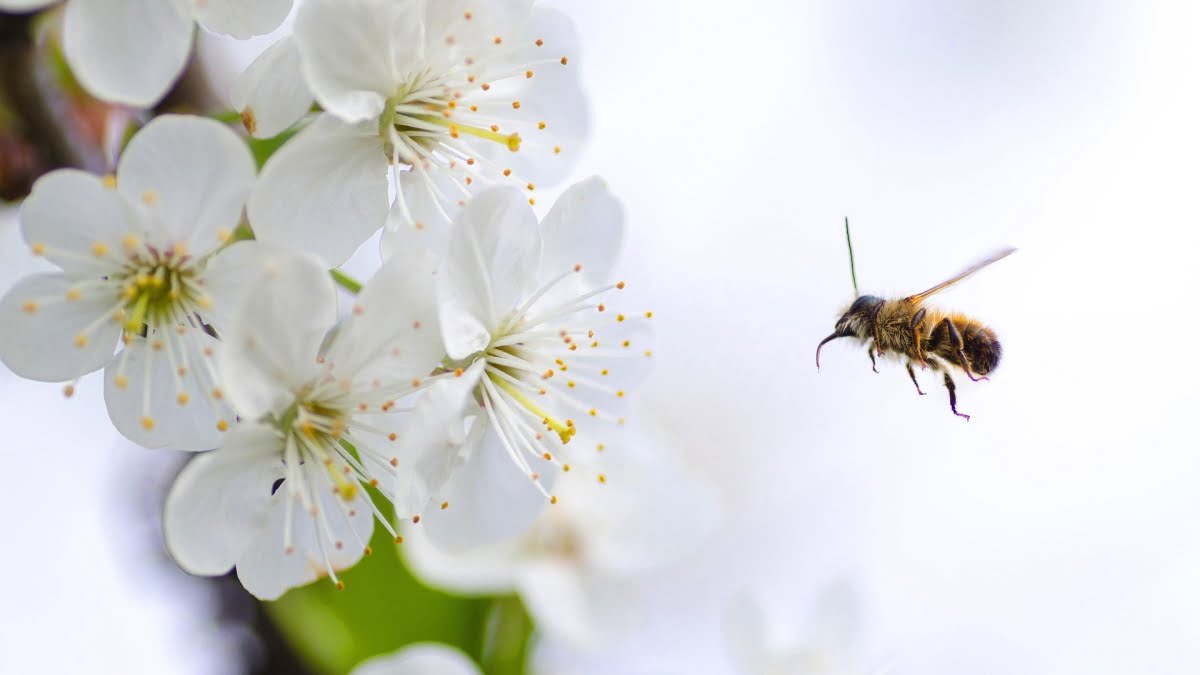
[529,198,536,205]
[598,474,607,484]
[448,100,457,109]
[115,375,129,389]
[601,369,608,376]
[527,182,535,191]
[177,393,189,406]
[73,334,88,348]
[617,390,625,398]
[597,443,605,452]
[455,368,464,377]
[441,501,449,510]
[512,100,521,109]
[503,168,513,177]
[101,174,117,189]
[395,535,405,544]
[388,432,397,441]
[21,301,36,314]
[618,417,625,425]
[122,233,140,249]
[646,311,654,318]
[617,314,626,322]
[338,482,358,501]
[141,416,154,430]
[589,408,597,416]
[217,420,229,432]
[141,190,158,205]
[550,496,558,505]
[538,121,546,130]
[507,133,521,152]
[617,281,626,289]
[449,125,460,138]
[645,350,653,357]
[31,243,45,256]
[554,146,562,154]
[470,104,478,112]
[543,452,552,460]
[336,581,346,591]
[623,340,631,348]
[526,70,534,78]
[563,464,571,472]
[91,242,108,257]
[567,381,575,388]
[63,384,75,398]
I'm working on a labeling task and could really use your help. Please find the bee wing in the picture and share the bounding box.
[904,247,1016,303]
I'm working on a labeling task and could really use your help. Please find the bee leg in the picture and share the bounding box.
[906,362,926,395]
[910,308,928,369]
[936,317,988,382]
[942,372,970,421]
[866,343,879,373]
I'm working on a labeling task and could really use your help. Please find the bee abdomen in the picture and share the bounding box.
[958,319,1002,376]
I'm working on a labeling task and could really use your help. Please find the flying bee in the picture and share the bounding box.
[815,221,1014,420]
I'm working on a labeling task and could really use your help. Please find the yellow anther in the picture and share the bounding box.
[63,384,75,398]
[101,175,117,189]
[115,375,129,389]
[337,482,358,501]
[567,381,575,388]
[22,301,37,314]
[646,311,654,318]
[563,464,571,472]
[177,393,189,406]
[550,495,558,505]
[554,146,561,154]
[141,416,155,430]
[623,340,631,348]
[645,350,653,357]
[596,443,605,452]
[617,390,625,397]
[450,125,460,138]
[335,581,346,591]
[561,56,569,65]
[589,408,597,417]
[598,473,607,484]
[526,70,534,79]
[441,501,449,510]
[31,243,46,256]
[73,334,88,348]
[217,420,229,432]
[617,314,626,322]
[217,228,232,242]
[172,243,188,258]
[141,190,158,205]
[507,134,521,152]
[601,369,609,376]
[92,242,108,257]
[122,233,140,249]
[538,121,546,130]
[241,108,258,134]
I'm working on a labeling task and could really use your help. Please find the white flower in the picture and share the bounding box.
[401,178,653,554]
[0,0,294,107]
[726,585,866,675]
[404,428,719,650]
[0,115,259,450]
[241,0,588,266]
[351,644,481,675]
[163,246,461,599]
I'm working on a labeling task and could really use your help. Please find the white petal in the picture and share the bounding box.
[516,560,641,649]
[19,170,130,278]
[0,0,59,11]
[62,0,193,107]
[0,274,120,381]
[235,463,374,600]
[724,592,772,675]
[401,524,521,595]
[162,423,284,577]
[538,177,625,287]
[439,187,540,360]
[421,0,533,69]
[218,250,336,420]
[189,0,293,39]
[293,0,420,123]
[230,35,313,139]
[248,115,389,267]
[379,195,452,264]
[324,245,442,384]
[388,365,481,519]
[103,330,231,451]
[350,644,481,675]
[197,240,284,331]
[116,115,256,252]
[420,429,551,553]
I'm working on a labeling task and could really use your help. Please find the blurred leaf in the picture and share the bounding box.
[247,128,296,169]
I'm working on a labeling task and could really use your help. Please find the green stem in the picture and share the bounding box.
[480,595,533,675]
[330,269,364,295]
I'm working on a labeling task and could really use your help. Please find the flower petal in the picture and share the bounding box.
[19,169,131,278]
[439,187,540,359]
[401,523,520,595]
[116,115,256,253]
[218,249,336,420]
[387,364,481,519]
[0,0,59,12]
[248,115,389,267]
[0,273,121,381]
[62,0,193,107]
[162,423,283,577]
[419,428,551,553]
[231,35,313,139]
[538,176,625,287]
[324,244,443,384]
[293,0,420,123]
[235,463,374,600]
[189,0,293,39]
[350,644,481,675]
[516,560,641,649]
[103,330,232,451]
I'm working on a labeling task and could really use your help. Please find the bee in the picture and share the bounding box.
[816,234,1015,421]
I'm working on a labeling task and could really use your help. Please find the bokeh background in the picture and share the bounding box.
[4,0,1200,672]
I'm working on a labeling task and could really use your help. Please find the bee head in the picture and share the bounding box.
[833,294,882,339]
[817,295,881,370]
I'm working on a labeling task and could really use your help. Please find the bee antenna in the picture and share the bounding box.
[844,216,859,296]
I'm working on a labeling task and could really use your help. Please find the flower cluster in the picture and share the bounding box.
[0,0,676,609]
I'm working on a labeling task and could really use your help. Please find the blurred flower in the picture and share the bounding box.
[0,0,293,107]
[725,584,866,675]
[351,643,480,675]
[162,245,456,599]
[242,0,587,266]
[401,178,653,552]
[0,115,258,449]
[405,428,718,650]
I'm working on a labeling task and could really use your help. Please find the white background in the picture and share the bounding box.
[4,0,1200,673]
